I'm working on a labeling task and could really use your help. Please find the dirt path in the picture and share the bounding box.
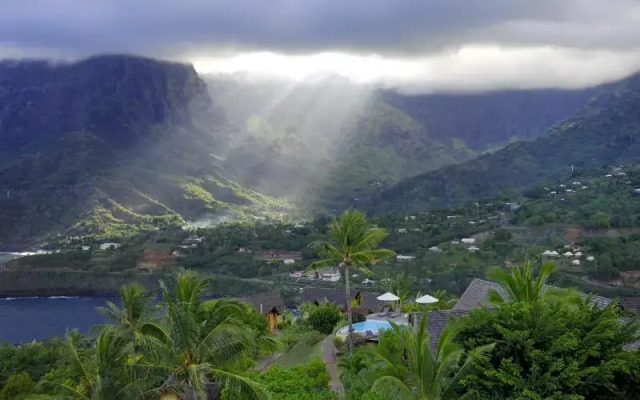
[321,335,344,393]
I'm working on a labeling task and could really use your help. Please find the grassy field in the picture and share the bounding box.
[275,340,323,367]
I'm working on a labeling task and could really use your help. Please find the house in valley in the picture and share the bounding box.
[242,291,287,333]
[99,242,120,250]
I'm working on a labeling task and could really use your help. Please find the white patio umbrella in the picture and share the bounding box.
[377,292,400,301]
[415,294,439,304]
[377,292,400,312]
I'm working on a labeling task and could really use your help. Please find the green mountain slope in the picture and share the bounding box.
[381,88,601,151]
[0,56,287,249]
[206,75,598,207]
[369,73,640,212]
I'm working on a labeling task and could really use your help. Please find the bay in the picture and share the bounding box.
[0,296,112,343]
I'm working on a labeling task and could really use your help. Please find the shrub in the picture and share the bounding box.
[0,373,34,400]
[247,358,338,400]
[300,330,325,345]
[307,302,342,334]
[352,310,366,323]
[333,336,347,353]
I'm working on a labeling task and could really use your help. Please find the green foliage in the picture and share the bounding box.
[351,310,366,323]
[370,74,640,212]
[30,272,273,400]
[487,261,558,304]
[307,303,342,335]
[309,209,395,351]
[0,341,64,386]
[246,358,338,400]
[299,331,325,346]
[578,235,640,280]
[369,316,494,400]
[0,372,34,400]
[455,300,640,399]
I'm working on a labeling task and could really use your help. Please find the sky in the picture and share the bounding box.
[2,0,640,92]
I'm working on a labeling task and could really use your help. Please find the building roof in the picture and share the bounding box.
[300,287,383,312]
[453,278,612,311]
[411,310,470,352]
[620,297,640,312]
[452,279,505,310]
[241,291,286,314]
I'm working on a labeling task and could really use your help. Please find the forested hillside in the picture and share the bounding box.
[0,56,621,247]
[206,75,599,207]
[370,73,640,212]
[0,56,286,249]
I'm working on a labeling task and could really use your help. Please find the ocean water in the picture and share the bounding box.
[0,296,112,343]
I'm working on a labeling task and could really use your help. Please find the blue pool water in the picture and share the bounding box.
[338,319,394,334]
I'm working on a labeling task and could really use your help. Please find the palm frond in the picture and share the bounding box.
[371,376,415,400]
[214,370,271,400]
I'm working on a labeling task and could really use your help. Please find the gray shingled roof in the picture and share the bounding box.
[453,278,612,310]
[620,297,640,312]
[423,310,470,352]
[241,291,286,314]
[300,287,383,313]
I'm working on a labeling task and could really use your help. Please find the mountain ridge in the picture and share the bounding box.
[368,72,640,212]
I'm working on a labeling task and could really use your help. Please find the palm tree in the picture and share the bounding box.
[42,331,145,400]
[308,209,395,352]
[487,260,557,304]
[97,283,158,362]
[137,271,270,400]
[371,315,493,400]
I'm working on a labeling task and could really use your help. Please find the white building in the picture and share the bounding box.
[397,228,408,234]
[396,255,416,261]
[283,259,295,265]
[428,246,442,253]
[574,252,583,257]
[586,256,595,262]
[461,238,476,245]
[99,243,121,250]
[564,251,573,257]
[542,250,560,257]
[467,246,480,252]
[321,272,341,282]
[81,246,91,251]
[571,259,581,266]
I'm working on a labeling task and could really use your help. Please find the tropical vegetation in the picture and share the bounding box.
[308,209,395,352]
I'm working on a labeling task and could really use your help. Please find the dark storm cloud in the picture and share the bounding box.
[1,0,639,58]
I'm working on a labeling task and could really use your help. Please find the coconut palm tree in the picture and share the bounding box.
[371,316,494,400]
[487,260,558,304]
[97,283,158,362]
[137,271,270,400]
[308,209,395,352]
[42,331,146,400]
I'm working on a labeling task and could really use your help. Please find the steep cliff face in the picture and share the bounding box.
[0,55,217,153]
[0,56,274,248]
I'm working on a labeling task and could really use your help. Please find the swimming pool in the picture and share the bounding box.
[337,319,395,335]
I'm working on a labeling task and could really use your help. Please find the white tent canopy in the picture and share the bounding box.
[377,292,400,301]
[416,294,439,304]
